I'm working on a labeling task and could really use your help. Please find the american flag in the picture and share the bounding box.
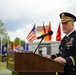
[26,25,37,43]
[16,44,20,49]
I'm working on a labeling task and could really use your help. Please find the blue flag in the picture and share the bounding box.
[22,43,29,50]
[22,43,26,50]
[26,44,29,50]
[2,43,7,55]
[0,41,1,53]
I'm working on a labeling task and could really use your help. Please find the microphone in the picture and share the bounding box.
[37,31,53,39]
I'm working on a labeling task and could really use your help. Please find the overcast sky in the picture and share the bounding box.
[0,0,76,41]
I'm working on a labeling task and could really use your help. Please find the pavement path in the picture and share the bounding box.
[0,69,11,74]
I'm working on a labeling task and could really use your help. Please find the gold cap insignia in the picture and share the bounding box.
[61,13,65,18]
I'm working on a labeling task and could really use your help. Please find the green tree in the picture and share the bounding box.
[14,37,20,47]
[0,20,8,45]
[14,37,25,47]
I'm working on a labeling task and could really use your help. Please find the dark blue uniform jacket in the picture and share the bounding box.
[51,30,76,75]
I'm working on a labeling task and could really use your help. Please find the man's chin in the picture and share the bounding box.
[63,31,67,34]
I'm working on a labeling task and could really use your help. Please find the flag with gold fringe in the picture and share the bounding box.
[56,23,61,41]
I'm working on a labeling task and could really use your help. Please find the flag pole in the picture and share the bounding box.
[0,35,2,54]
[14,39,15,50]
[19,38,21,51]
[7,36,9,51]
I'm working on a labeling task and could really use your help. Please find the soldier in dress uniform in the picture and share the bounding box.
[45,12,76,75]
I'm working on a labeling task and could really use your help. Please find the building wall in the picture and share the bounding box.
[29,41,60,56]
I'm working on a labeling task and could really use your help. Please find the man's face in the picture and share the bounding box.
[61,21,74,34]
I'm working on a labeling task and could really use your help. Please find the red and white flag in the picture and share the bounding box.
[26,25,37,43]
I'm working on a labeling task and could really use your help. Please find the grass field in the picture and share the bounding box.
[1,73,11,75]
[0,62,6,70]
[0,62,12,75]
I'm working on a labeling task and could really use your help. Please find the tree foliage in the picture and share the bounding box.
[0,20,8,36]
[0,20,25,46]
[0,20,8,45]
[14,37,25,47]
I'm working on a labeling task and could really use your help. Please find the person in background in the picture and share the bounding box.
[45,12,76,75]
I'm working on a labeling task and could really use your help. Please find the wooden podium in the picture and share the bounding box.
[7,51,64,75]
